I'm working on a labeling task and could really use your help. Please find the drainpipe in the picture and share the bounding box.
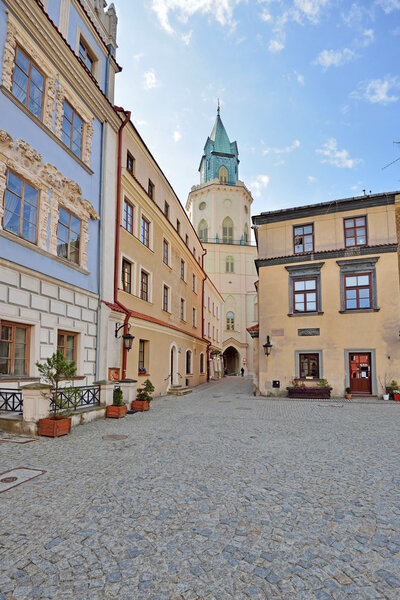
[95,119,105,380]
[113,106,132,380]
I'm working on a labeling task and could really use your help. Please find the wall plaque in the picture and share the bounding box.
[298,328,320,336]
[271,329,284,336]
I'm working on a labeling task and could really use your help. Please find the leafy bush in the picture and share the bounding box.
[36,350,76,419]
[136,379,155,402]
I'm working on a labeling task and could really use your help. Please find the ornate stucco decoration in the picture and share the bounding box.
[0,130,98,270]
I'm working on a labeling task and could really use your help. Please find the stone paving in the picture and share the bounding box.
[0,377,399,600]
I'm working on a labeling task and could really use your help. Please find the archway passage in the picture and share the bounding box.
[223,346,240,375]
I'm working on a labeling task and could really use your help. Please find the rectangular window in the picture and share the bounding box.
[208,322,211,337]
[163,285,169,312]
[185,234,189,246]
[57,331,77,364]
[192,307,196,327]
[192,274,196,292]
[193,247,196,258]
[164,202,169,218]
[126,152,135,174]
[293,278,318,312]
[4,171,38,243]
[299,353,320,378]
[212,326,215,339]
[0,322,29,376]
[163,239,169,265]
[12,48,44,119]
[344,217,367,247]
[208,297,211,311]
[79,39,94,72]
[138,339,148,371]
[148,180,154,199]
[176,219,180,234]
[212,302,215,316]
[123,199,134,234]
[180,298,185,320]
[140,270,149,302]
[121,259,132,293]
[293,224,314,254]
[57,207,81,264]
[61,101,83,159]
[180,259,185,281]
[345,273,371,310]
[141,216,150,247]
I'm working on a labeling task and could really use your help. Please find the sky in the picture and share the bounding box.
[114,0,400,216]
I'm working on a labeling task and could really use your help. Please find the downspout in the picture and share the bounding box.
[202,251,211,382]
[95,119,105,380]
[114,106,132,380]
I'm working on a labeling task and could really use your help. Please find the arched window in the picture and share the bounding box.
[244,224,249,243]
[225,256,234,273]
[219,166,228,184]
[186,350,192,374]
[222,217,233,244]
[226,311,234,331]
[198,219,208,242]
[200,353,205,373]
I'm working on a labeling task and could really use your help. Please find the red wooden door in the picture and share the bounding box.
[349,353,372,394]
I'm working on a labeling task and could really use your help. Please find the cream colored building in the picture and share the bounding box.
[204,276,224,378]
[252,192,400,397]
[187,109,257,375]
[102,115,208,397]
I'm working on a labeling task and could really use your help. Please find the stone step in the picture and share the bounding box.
[167,387,192,396]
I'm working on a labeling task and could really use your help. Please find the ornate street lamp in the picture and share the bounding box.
[262,335,272,356]
[115,323,134,351]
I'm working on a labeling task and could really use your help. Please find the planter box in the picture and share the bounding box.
[287,387,332,399]
[106,405,127,418]
[38,417,71,437]
[132,400,150,412]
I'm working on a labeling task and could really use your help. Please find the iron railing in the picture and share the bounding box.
[50,385,100,411]
[0,389,23,412]
[199,238,256,246]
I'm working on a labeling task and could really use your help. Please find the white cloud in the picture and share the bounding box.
[316,138,362,169]
[314,48,356,69]
[361,28,374,46]
[351,76,399,104]
[307,175,316,182]
[151,0,241,34]
[249,174,270,198]
[296,71,305,85]
[294,0,329,24]
[143,69,161,90]
[269,39,285,52]
[173,130,182,142]
[133,52,144,62]
[263,139,301,155]
[260,9,273,22]
[377,0,400,13]
[181,30,192,45]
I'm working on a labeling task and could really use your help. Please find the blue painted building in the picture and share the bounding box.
[0,0,121,385]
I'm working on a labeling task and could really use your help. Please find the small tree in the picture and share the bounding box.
[36,350,76,419]
[113,387,124,406]
[136,379,155,403]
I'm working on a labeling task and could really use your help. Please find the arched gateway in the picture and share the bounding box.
[223,346,240,375]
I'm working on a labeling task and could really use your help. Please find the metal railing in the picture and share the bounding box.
[50,385,100,411]
[199,237,256,246]
[0,389,23,412]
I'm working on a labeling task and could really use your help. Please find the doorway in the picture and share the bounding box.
[170,345,178,386]
[349,353,372,394]
[223,346,240,375]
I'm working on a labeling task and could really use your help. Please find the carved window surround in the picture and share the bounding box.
[0,130,99,270]
[2,12,94,169]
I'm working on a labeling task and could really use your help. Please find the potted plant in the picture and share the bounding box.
[138,367,147,375]
[388,380,399,401]
[36,350,76,437]
[132,379,155,411]
[345,387,352,400]
[287,378,332,399]
[106,387,127,418]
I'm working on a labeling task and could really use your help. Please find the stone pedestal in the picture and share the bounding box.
[119,379,137,407]
[21,383,51,423]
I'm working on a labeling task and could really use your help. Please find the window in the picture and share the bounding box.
[213,326,215,339]
[57,331,77,364]
[4,171,38,243]
[208,322,211,337]
[226,256,234,273]
[123,199,134,234]
[293,278,318,313]
[345,274,371,310]
[192,274,196,292]
[192,307,197,327]
[121,259,132,293]
[164,202,169,218]
[0,322,29,376]
[126,152,135,174]
[293,224,314,254]
[244,224,249,243]
[138,339,148,371]
[199,202,206,211]
[222,217,233,244]
[212,303,215,316]
[193,247,196,258]
[140,270,149,301]
[226,311,234,331]
[12,48,44,119]
[344,217,367,248]
[162,284,169,312]
[148,180,154,200]
[163,239,169,265]
[185,234,189,246]
[219,165,228,184]
[141,216,150,247]
[61,101,83,159]
[79,39,94,72]
[186,350,192,374]
[216,306,219,319]
[208,297,211,311]
[176,219,180,234]
[57,207,81,264]
[198,220,208,242]
[200,353,205,373]
[180,259,185,281]
[299,353,320,378]
[180,298,185,321]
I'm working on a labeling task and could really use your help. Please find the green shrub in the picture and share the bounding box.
[113,387,124,406]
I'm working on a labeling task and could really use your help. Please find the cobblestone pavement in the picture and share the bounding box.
[1,377,400,600]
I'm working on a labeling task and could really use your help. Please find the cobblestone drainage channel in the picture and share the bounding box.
[102,434,129,441]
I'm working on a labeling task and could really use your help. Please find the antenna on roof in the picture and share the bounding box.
[382,141,400,170]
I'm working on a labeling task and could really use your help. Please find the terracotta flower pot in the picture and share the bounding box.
[106,405,127,418]
[345,394,352,399]
[132,400,150,412]
[38,417,71,437]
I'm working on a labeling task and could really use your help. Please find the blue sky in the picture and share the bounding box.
[114,0,400,215]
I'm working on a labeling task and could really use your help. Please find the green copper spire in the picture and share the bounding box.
[199,105,239,185]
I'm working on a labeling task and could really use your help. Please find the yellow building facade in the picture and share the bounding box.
[252,192,400,398]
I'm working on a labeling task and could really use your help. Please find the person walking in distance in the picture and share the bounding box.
[241,367,244,377]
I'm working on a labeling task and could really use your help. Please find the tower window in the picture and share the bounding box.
[225,256,234,273]
[219,166,228,184]
[198,220,208,242]
[222,217,233,244]
[226,311,234,331]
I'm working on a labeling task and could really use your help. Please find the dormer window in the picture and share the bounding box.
[79,39,94,72]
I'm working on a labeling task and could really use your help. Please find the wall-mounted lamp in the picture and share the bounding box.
[262,335,272,356]
[115,323,135,351]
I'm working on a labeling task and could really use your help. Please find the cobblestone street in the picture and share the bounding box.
[1,377,399,600]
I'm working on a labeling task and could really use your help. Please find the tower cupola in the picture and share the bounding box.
[199,105,239,185]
